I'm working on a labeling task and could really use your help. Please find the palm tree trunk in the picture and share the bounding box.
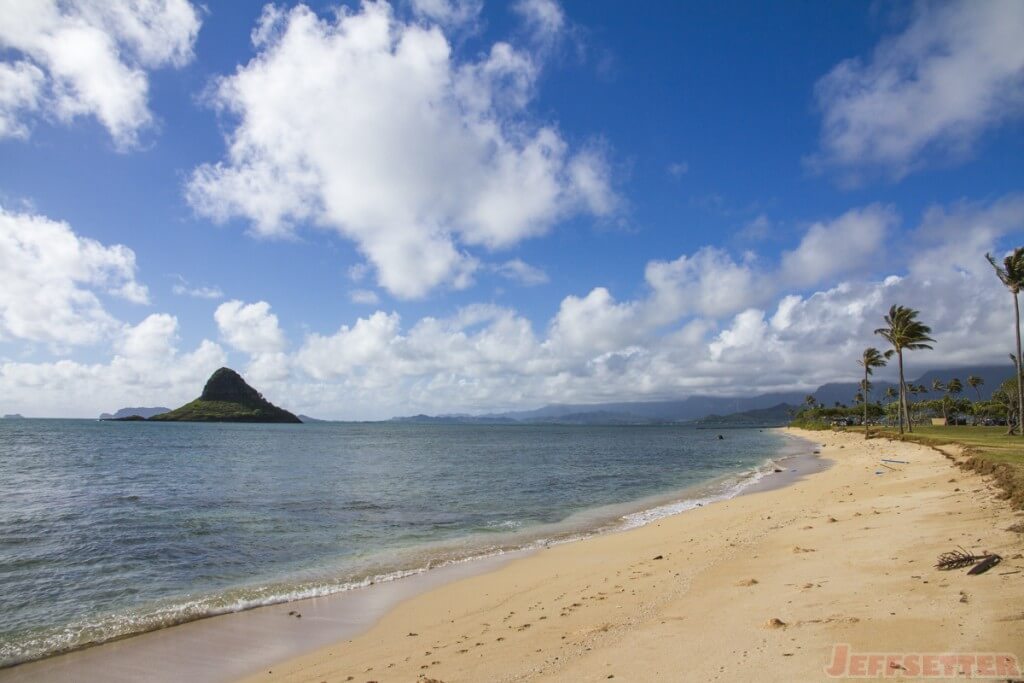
[897,350,906,435]
[863,369,870,439]
[1016,292,1023,436]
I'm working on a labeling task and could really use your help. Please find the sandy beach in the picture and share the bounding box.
[247,428,1024,682]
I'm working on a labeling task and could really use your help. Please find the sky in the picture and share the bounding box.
[1,0,1023,419]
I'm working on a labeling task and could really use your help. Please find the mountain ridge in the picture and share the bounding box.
[393,364,1010,425]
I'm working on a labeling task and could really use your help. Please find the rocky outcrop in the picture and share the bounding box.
[150,368,302,423]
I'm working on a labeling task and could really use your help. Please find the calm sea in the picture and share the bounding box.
[0,419,803,667]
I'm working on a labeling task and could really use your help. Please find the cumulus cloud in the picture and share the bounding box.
[270,195,1024,417]
[813,0,1024,179]
[0,314,225,417]
[644,247,760,321]
[213,299,292,385]
[0,0,201,148]
[214,300,286,355]
[187,1,614,299]
[779,204,896,288]
[0,61,44,139]
[5,197,1021,419]
[0,205,149,347]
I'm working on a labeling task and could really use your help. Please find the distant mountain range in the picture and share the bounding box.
[392,364,1011,425]
[690,403,796,428]
[100,407,170,420]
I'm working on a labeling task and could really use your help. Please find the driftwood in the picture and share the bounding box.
[935,547,1003,574]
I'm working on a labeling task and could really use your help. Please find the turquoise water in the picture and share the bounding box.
[0,420,801,667]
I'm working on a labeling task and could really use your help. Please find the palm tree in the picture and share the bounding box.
[884,386,898,426]
[986,248,1024,436]
[909,384,924,424]
[875,305,936,434]
[931,378,945,393]
[857,347,890,439]
[943,377,963,425]
[967,375,984,401]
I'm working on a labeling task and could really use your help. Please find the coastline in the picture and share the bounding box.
[0,430,815,682]
[5,427,1021,681]
[246,427,1022,682]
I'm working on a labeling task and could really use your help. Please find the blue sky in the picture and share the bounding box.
[1,0,1023,418]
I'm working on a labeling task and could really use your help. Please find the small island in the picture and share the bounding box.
[149,367,302,423]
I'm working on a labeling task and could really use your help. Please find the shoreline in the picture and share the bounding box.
[246,427,1022,682]
[0,431,817,682]
[7,428,1021,681]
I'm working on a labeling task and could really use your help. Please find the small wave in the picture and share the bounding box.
[484,519,523,530]
[618,457,781,529]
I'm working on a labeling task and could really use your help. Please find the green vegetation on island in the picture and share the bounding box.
[150,367,301,423]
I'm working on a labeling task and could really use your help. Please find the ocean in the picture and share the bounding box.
[0,419,806,668]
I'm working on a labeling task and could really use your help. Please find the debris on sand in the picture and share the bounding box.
[967,554,1002,575]
[935,547,1003,575]
[764,618,787,629]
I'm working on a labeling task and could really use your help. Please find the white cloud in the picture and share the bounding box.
[0,61,44,139]
[187,1,614,299]
[644,247,760,320]
[297,310,404,381]
[0,314,225,417]
[513,0,566,45]
[214,300,287,355]
[410,0,482,28]
[275,195,1024,417]
[0,0,201,148]
[814,0,1024,178]
[5,197,1022,420]
[0,205,149,346]
[780,204,896,288]
[493,258,549,286]
[172,275,224,299]
[350,289,381,305]
[547,287,640,356]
